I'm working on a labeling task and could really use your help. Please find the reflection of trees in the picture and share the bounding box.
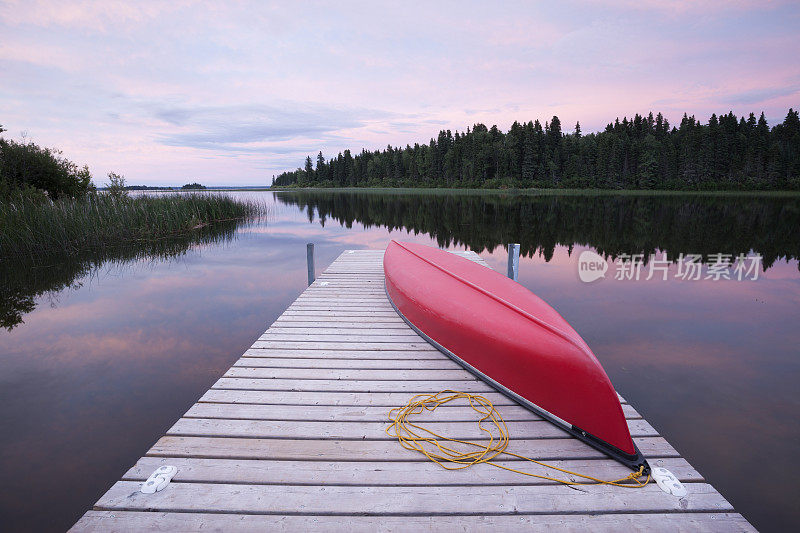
[0,221,241,331]
[275,191,800,269]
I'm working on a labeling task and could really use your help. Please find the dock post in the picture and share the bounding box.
[507,243,520,281]
[307,243,315,285]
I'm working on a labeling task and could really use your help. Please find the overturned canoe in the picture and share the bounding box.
[384,240,648,472]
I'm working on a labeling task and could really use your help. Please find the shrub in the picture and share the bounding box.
[0,137,94,198]
[105,172,128,198]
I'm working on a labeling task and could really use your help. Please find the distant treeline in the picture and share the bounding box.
[125,185,173,190]
[123,183,206,191]
[274,109,800,190]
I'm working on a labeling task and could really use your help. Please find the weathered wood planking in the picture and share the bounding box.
[120,456,701,486]
[145,435,681,461]
[165,418,660,440]
[72,512,753,532]
[91,481,733,515]
[184,402,644,421]
[71,249,752,532]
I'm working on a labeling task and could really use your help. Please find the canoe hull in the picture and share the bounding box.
[383,241,648,472]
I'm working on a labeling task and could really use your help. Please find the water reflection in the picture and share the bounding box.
[0,190,797,532]
[274,190,800,268]
[0,220,244,331]
[0,210,310,532]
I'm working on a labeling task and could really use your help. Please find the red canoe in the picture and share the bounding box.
[384,240,648,472]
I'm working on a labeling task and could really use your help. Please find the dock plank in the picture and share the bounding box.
[251,341,435,350]
[233,357,464,369]
[166,418,659,440]
[266,327,420,335]
[257,334,425,343]
[223,367,474,380]
[272,320,410,328]
[92,481,733,515]
[122,456,703,486]
[72,511,754,532]
[184,402,643,421]
[146,436,681,461]
[199,389,521,406]
[241,348,445,359]
[211,378,492,392]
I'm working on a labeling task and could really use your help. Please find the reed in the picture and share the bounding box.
[0,192,267,261]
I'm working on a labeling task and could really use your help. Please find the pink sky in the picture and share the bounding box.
[1,1,798,185]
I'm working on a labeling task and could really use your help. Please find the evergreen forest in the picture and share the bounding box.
[274,109,800,190]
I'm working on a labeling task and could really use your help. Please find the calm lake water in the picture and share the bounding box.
[1,190,798,531]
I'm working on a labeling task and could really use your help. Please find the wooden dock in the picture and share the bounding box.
[72,249,752,531]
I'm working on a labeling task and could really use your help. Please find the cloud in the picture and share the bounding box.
[0,0,187,33]
[581,0,790,15]
[722,85,800,105]
[153,103,395,152]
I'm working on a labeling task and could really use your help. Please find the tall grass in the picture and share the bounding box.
[0,192,267,261]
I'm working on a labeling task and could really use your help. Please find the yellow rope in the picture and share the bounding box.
[386,390,650,488]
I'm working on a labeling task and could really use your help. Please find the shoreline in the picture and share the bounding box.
[266,186,800,197]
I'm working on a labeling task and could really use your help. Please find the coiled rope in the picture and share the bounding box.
[387,390,649,488]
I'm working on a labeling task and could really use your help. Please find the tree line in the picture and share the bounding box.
[273,109,800,190]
